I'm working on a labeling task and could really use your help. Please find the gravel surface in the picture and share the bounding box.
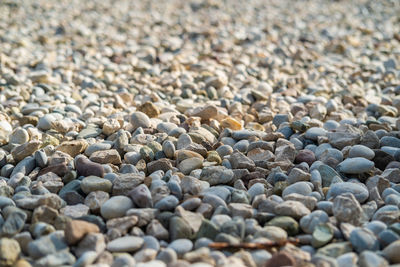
[0,0,400,266]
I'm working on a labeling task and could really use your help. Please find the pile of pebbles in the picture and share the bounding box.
[1,0,400,266]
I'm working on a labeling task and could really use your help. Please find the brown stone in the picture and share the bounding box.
[11,141,41,162]
[64,220,100,245]
[75,156,104,178]
[38,163,69,177]
[56,140,88,157]
[264,251,296,267]
[89,149,121,165]
[138,102,160,118]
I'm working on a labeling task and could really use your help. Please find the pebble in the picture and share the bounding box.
[107,236,144,252]
[130,112,151,130]
[81,176,112,194]
[100,196,134,219]
[326,182,369,203]
[348,145,375,160]
[349,228,380,253]
[0,0,399,265]
[0,238,21,267]
[336,158,375,174]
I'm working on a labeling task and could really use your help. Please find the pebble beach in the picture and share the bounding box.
[0,0,400,266]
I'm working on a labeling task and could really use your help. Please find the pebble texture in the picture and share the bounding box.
[0,0,399,266]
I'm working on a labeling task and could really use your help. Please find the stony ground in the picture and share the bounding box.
[0,0,400,266]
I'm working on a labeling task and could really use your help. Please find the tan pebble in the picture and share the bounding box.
[220,117,242,130]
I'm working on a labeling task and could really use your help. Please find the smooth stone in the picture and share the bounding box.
[124,152,142,165]
[266,216,299,236]
[305,127,327,141]
[162,141,175,159]
[0,238,20,266]
[282,182,312,198]
[336,252,358,267]
[311,224,333,248]
[107,236,144,252]
[382,240,400,263]
[178,158,203,175]
[348,145,375,160]
[128,184,153,208]
[75,156,104,178]
[154,195,179,211]
[314,144,333,159]
[317,164,341,187]
[380,136,400,148]
[377,229,400,248]
[37,114,57,131]
[130,112,151,130]
[200,166,234,185]
[295,150,316,166]
[84,142,112,157]
[336,158,374,174]
[358,251,388,267]
[349,228,379,253]
[168,239,193,256]
[100,196,133,219]
[300,210,330,234]
[326,182,369,203]
[9,128,29,144]
[81,176,112,194]
[316,242,352,258]
[27,231,68,259]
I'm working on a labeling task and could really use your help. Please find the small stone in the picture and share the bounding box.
[274,200,310,219]
[220,117,242,130]
[333,193,364,226]
[64,220,99,245]
[358,251,388,267]
[107,236,144,252]
[168,239,193,256]
[12,141,41,162]
[348,145,375,160]
[130,112,151,130]
[56,140,88,157]
[9,128,29,144]
[300,210,329,234]
[266,216,299,236]
[178,158,203,175]
[282,182,312,198]
[326,182,369,203]
[89,149,122,165]
[154,195,179,211]
[81,176,112,194]
[84,191,109,214]
[382,240,400,263]
[336,157,374,174]
[100,196,134,219]
[0,238,21,267]
[311,224,333,248]
[128,184,153,208]
[295,150,316,166]
[138,102,160,118]
[200,166,234,185]
[264,251,296,267]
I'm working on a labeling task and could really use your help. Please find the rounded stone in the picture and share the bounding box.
[348,145,375,160]
[167,239,193,255]
[81,176,112,194]
[106,236,144,252]
[349,228,380,253]
[100,196,133,219]
[130,112,151,130]
[326,182,369,203]
[336,157,374,174]
[9,128,29,144]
